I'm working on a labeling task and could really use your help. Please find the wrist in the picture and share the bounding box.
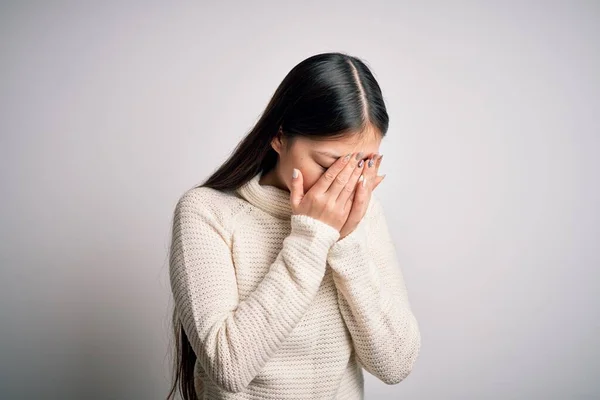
[331,221,367,255]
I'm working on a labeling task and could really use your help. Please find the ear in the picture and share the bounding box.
[271,126,284,154]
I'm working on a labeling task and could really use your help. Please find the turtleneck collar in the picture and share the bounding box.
[236,172,293,219]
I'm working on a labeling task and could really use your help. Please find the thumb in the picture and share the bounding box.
[289,168,304,208]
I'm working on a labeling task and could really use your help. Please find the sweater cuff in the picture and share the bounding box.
[328,221,368,261]
[290,214,341,251]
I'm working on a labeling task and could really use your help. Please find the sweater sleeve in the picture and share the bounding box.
[168,190,341,393]
[327,195,421,385]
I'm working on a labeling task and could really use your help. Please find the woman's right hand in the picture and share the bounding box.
[289,152,366,232]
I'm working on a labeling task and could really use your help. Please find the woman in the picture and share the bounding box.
[166,52,421,400]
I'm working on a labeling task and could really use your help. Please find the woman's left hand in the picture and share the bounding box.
[338,153,385,240]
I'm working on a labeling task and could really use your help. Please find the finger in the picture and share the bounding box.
[289,168,304,209]
[368,154,383,190]
[344,171,366,209]
[350,172,371,217]
[309,152,352,194]
[345,153,380,207]
[325,151,364,198]
[336,154,365,204]
[373,174,385,189]
[375,154,383,168]
[364,153,379,183]
[345,184,357,213]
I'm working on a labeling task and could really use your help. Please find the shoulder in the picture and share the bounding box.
[175,185,230,210]
[173,185,244,235]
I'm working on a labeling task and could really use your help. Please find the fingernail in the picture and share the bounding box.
[358,159,364,168]
[344,153,351,161]
[292,168,299,178]
[368,158,374,168]
[355,152,363,160]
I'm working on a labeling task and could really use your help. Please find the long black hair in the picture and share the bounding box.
[166,51,390,400]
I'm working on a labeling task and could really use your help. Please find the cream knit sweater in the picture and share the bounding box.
[169,172,421,399]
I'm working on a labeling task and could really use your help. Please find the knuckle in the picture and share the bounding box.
[325,198,336,210]
[324,196,333,206]
[335,175,347,185]
[314,194,327,206]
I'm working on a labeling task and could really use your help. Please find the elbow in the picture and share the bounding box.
[218,379,250,394]
[189,338,254,393]
[190,321,258,394]
[206,362,253,394]
[380,361,415,385]
[200,347,258,394]
[380,352,419,385]
[382,327,421,385]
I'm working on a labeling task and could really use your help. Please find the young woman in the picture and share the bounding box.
[166,52,421,400]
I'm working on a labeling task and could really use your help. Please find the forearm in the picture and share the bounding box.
[171,210,340,393]
[327,208,421,384]
[330,250,421,384]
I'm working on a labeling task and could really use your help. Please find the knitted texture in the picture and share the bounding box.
[169,172,421,399]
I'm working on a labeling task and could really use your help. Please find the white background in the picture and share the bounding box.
[1,1,598,399]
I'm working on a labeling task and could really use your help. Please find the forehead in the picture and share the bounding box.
[303,129,382,158]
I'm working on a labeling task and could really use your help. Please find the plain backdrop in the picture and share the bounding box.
[1,1,598,399]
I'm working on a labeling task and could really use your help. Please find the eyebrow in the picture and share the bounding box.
[314,150,342,159]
